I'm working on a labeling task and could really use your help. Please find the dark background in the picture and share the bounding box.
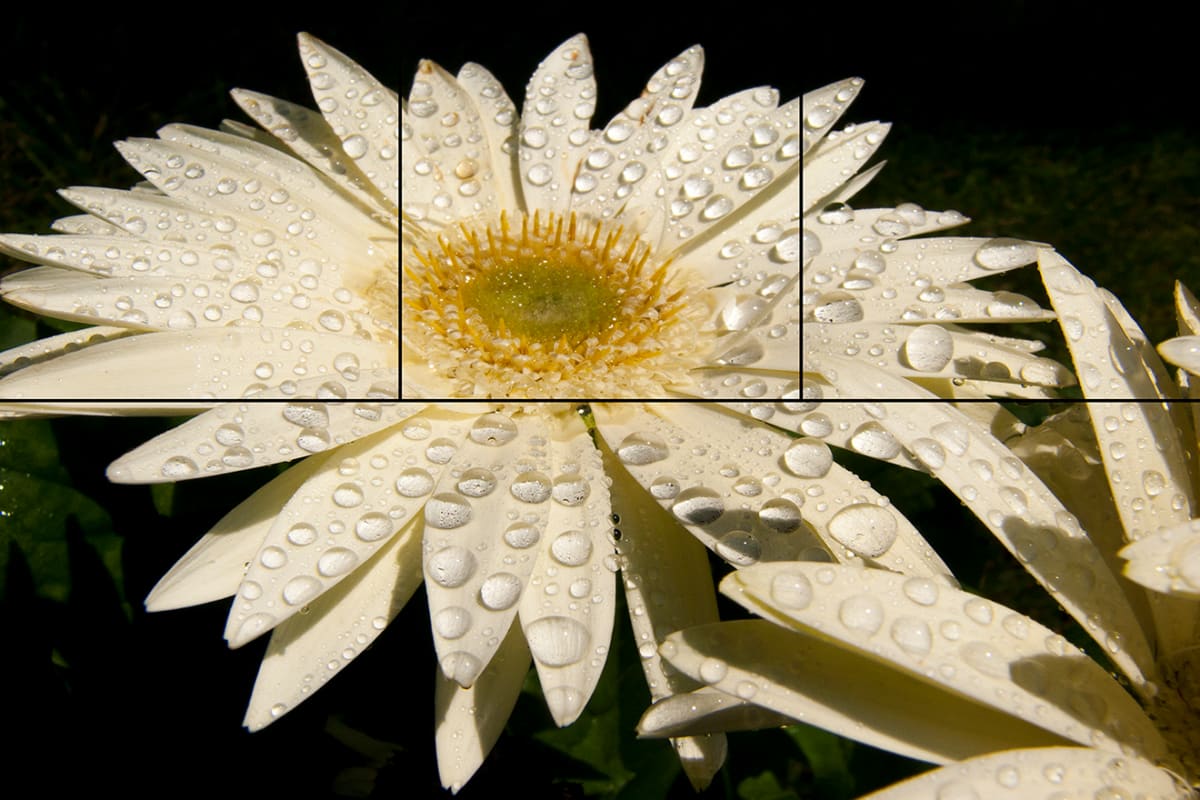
[805,1,1200,351]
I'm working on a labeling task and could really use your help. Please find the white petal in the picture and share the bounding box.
[222,424,415,648]
[0,328,395,401]
[655,619,1066,764]
[860,747,1192,800]
[594,402,805,565]
[434,622,530,793]
[802,78,863,159]
[145,451,328,611]
[243,515,423,729]
[298,33,399,208]
[719,563,1168,765]
[1039,250,1199,656]
[804,119,890,213]
[108,399,416,483]
[423,410,551,688]
[519,412,614,726]
[518,34,596,215]
[1120,518,1200,598]
[814,370,1157,688]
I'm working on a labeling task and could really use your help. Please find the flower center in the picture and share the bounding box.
[462,256,620,344]
[402,210,710,397]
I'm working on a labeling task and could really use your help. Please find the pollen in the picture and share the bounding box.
[402,210,710,397]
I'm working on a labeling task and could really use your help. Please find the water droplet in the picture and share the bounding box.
[317,548,359,577]
[551,530,593,566]
[672,487,725,525]
[425,494,473,529]
[525,616,591,666]
[903,325,954,372]
[511,472,552,503]
[827,504,898,558]
[890,616,932,656]
[616,432,669,465]
[469,413,518,445]
[355,512,392,542]
[282,576,322,606]
[699,657,728,684]
[770,571,812,609]
[162,456,198,478]
[552,474,589,506]
[503,522,540,549]
[838,594,884,635]
[974,238,1037,270]
[333,483,364,508]
[847,424,900,460]
[397,468,435,497]
[427,547,476,588]
[787,438,833,477]
[434,606,472,639]
[479,572,522,610]
[902,577,939,606]
[715,530,761,566]
[457,468,497,498]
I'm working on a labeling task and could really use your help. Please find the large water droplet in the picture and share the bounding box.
[902,325,954,372]
[827,504,898,558]
[838,594,884,635]
[551,530,593,566]
[672,487,725,524]
[511,472,553,503]
[427,547,476,587]
[479,572,522,610]
[469,413,519,445]
[525,616,591,666]
[425,494,473,529]
[616,432,669,465]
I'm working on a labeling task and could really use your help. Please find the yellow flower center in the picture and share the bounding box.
[402,210,711,397]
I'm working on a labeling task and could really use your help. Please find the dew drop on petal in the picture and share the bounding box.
[616,432,669,465]
[397,468,434,497]
[317,547,359,577]
[355,512,392,542]
[786,438,832,477]
[469,413,519,445]
[902,325,954,372]
[902,577,939,606]
[672,487,725,524]
[698,657,728,684]
[525,616,591,666]
[974,238,1038,271]
[551,530,593,566]
[503,522,540,549]
[770,571,812,609]
[427,546,476,588]
[511,472,552,503]
[479,572,522,610]
[425,494,473,528]
[715,530,761,566]
[433,606,472,639]
[827,504,898,558]
[838,594,884,635]
[890,616,933,656]
[282,576,322,606]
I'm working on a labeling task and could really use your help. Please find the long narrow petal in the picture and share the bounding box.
[860,746,1192,800]
[718,563,1168,765]
[434,623,531,794]
[810,371,1157,689]
[518,412,614,726]
[243,514,423,729]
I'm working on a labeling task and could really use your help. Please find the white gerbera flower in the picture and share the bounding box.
[803,78,1074,402]
[0,34,397,404]
[401,35,800,399]
[0,399,800,792]
[645,254,1200,797]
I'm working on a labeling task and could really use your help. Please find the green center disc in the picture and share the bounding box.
[463,258,622,342]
